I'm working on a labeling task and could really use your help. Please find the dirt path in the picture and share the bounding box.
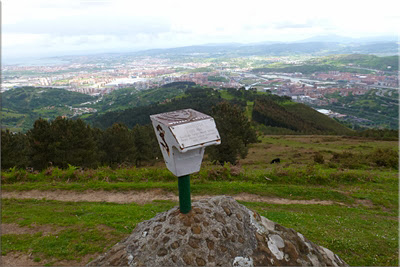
[2,189,341,206]
[0,189,347,266]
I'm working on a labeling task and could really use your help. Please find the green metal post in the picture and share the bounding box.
[178,175,191,214]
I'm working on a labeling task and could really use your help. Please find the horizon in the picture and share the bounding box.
[2,0,399,63]
[3,34,398,65]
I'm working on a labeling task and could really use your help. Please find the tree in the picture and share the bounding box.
[207,102,257,164]
[99,123,135,168]
[27,118,54,170]
[132,124,160,166]
[1,130,30,169]
[26,117,100,170]
[50,117,99,169]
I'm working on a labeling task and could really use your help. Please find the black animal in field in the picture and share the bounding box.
[270,158,280,164]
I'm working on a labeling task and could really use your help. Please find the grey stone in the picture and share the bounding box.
[87,196,348,266]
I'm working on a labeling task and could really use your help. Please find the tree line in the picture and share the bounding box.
[1,117,160,170]
[2,101,258,170]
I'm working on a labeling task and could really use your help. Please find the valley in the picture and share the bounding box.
[2,46,398,132]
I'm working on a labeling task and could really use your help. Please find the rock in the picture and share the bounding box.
[87,196,348,266]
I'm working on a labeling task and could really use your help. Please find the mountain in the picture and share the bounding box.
[297,34,398,43]
[48,38,398,65]
[128,41,397,57]
[296,34,354,43]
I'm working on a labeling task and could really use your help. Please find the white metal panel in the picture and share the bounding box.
[170,118,220,149]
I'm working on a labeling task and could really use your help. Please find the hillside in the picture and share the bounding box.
[252,96,352,135]
[316,89,399,129]
[1,135,398,266]
[86,87,221,129]
[2,87,95,112]
[312,54,399,71]
[2,85,353,135]
[88,82,191,114]
[1,83,190,132]
[1,87,96,132]
[252,54,399,74]
[87,87,352,135]
[281,101,352,135]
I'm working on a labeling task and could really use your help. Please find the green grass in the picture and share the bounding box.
[2,178,396,212]
[1,135,398,265]
[219,90,235,100]
[245,101,254,119]
[1,198,397,266]
[2,199,176,263]
[244,201,398,266]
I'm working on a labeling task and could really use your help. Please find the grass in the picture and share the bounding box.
[219,90,235,100]
[244,202,398,266]
[1,135,398,265]
[1,198,397,266]
[2,199,176,263]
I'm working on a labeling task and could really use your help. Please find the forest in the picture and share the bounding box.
[1,97,257,170]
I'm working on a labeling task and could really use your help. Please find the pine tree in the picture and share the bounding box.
[50,117,99,168]
[99,123,135,168]
[1,130,30,169]
[207,102,257,165]
[132,124,160,166]
[27,118,54,170]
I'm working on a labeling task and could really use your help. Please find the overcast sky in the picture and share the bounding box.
[2,0,399,61]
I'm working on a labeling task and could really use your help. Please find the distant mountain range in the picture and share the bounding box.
[4,35,397,65]
[294,34,398,43]
[52,36,398,64]
[130,39,398,57]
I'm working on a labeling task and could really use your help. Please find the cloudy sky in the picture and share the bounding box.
[2,0,399,61]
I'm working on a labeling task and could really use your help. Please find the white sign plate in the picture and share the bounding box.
[170,118,219,149]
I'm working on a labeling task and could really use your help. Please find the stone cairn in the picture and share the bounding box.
[87,196,348,266]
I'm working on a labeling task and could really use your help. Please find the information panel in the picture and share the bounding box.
[170,118,220,149]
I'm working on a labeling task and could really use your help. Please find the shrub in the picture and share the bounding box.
[313,152,325,164]
[368,148,398,169]
[330,151,365,169]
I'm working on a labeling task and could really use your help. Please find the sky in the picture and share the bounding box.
[2,0,400,61]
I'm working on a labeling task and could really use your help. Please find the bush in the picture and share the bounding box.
[330,151,365,169]
[368,148,398,169]
[313,152,325,164]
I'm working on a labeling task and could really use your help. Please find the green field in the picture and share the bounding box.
[1,135,398,266]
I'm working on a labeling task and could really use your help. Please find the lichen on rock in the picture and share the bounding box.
[87,195,348,266]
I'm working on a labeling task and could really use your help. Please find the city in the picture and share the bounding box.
[3,55,398,105]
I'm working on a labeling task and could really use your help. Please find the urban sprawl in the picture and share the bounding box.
[3,56,398,116]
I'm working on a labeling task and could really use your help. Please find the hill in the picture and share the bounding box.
[87,87,352,135]
[2,84,353,135]
[2,86,95,113]
[87,82,193,114]
[253,54,399,74]
[316,89,399,129]
[313,54,399,71]
[1,87,96,132]
[86,86,221,129]
[1,83,192,132]
[251,96,352,135]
